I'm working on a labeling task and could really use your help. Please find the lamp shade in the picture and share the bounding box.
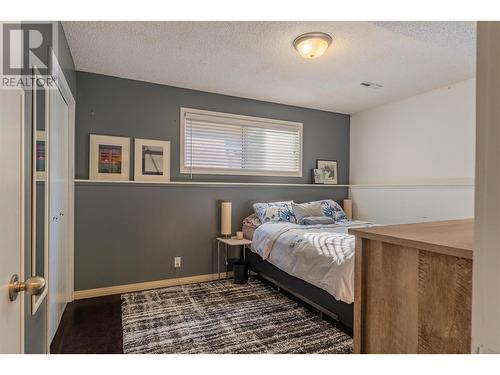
[221,202,232,237]
[343,199,353,220]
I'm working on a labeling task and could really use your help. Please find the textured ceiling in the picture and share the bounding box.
[62,21,476,114]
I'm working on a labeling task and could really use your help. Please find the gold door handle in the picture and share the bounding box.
[9,274,46,301]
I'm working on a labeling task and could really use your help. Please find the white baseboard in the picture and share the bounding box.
[74,272,234,300]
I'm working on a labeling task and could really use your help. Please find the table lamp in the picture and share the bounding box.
[221,201,232,238]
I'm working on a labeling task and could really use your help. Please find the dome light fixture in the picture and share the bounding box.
[293,32,332,59]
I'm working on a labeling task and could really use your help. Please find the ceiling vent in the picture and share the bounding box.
[360,81,384,89]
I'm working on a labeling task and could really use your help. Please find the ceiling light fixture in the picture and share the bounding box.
[293,32,332,59]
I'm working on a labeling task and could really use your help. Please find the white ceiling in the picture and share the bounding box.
[62,21,476,114]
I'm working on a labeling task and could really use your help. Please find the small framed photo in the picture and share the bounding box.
[312,169,324,184]
[134,138,170,182]
[89,134,130,181]
[316,159,338,185]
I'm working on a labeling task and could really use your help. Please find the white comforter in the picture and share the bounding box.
[251,221,374,304]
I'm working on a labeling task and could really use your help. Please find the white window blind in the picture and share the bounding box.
[180,108,303,177]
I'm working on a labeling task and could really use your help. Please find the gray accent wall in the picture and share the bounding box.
[75,72,350,183]
[75,72,350,290]
[75,183,348,290]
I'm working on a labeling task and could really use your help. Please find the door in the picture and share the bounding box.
[473,21,500,354]
[0,89,24,353]
[47,83,70,346]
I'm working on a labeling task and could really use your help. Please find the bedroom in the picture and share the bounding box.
[1,1,499,373]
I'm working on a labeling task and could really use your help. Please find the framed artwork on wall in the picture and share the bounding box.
[316,159,338,185]
[312,169,324,184]
[134,138,170,182]
[89,134,130,181]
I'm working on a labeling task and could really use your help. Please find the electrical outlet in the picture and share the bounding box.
[174,257,182,268]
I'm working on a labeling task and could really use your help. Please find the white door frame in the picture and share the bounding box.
[50,48,75,302]
[45,49,75,352]
[31,67,49,315]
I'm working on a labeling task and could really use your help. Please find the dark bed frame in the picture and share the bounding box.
[244,247,353,330]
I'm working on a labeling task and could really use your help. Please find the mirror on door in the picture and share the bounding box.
[31,69,48,315]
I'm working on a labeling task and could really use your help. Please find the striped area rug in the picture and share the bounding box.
[121,277,352,354]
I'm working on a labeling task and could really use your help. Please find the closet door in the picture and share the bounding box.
[48,85,69,346]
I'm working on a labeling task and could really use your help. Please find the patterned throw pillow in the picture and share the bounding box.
[292,200,347,223]
[299,216,336,225]
[242,213,262,228]
[253,201,297,224]
[319,200,347,222]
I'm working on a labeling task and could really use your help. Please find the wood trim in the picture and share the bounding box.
[349,220,473,260]
[74,272,234,300]
[349,231,473,260]
[353,237,365,354]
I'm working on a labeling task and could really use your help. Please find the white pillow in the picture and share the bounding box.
[291,201,324,223]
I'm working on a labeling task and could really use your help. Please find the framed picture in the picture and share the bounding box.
[89,134,130,181]
[312,169,324,184]
[36,130,46,181]
[316,159,338,185]
[134,138,170,182]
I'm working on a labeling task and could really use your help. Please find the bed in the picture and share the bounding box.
[242,217,374,330]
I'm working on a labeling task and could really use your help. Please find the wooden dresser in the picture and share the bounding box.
[349,219,473,354]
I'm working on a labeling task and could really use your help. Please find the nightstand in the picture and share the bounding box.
[216,237,252,280]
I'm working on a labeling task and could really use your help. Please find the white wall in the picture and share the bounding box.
[349,79,475,224]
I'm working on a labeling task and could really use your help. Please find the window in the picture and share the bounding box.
[180,108,303,177]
